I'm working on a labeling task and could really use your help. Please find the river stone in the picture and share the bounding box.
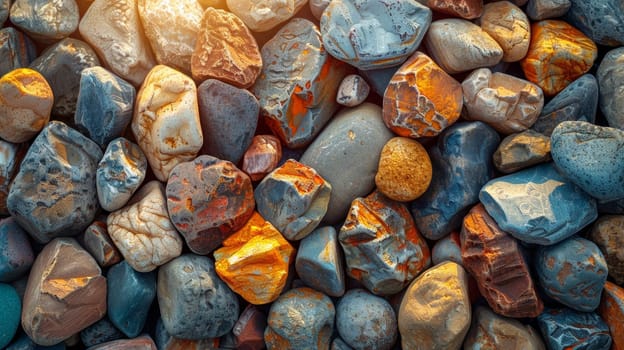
[154,317,220,350]
[336,74,369,107]
[431,232,462,266]
[527,0,570,20]
[597,47,624,129]
[226,0,307,32]
[599,282,624,350]
[86,335,157,350]
[493,130,551,174]
[480,1,530,62]
[537,308,612,350]
[296,226,345,297]
[80,317,124,348]
[0,28,36,78]
[0,0,8,25]
[9,0,79,43]
[589,215,624,285]
[232,305,266,350]
[310,0,331,19]
[416,0,482,19]
[80,220,122,268]
[242,135,282,182]
[0,217,34,283]
[0,283,20,349]
[565,0,624,46]
[7,121,102,244]
[0,141,25,216]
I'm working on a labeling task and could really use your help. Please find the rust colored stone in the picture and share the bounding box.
[241,135,282,182]
[233,305,267,350]
[420,0,483,19]
[461,203,544,318]
[599,281,624,350]
[383,51,463,138]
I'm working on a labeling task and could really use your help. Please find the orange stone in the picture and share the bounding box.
[383,51,463,138]
[599,281,624,350]
[214,212,295,305]
[521,20,597,96]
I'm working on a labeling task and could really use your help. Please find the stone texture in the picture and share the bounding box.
[80,318,124,348]
[131,65,203,181]
[78,0,156,86]
[597,47,624,129]
[461,204,544,318]
[166,155,255,255]
[0,283,20,349]
[264,287,334,350]
[411,121,500,240]
[336,74,369,107]
[462,68,544,134]
[80,220,122,268]
[494,130,551,173]
[296,226,345,297]
[158,254,239,339]
[383,51,463,138]
[332,338,353,350]
[565,0,624,46]
[0,27,37,78]
[359,65,398,97]
[398,261,471,350]
[0,217,34,283]
[0,140,26,216]
[590,215,624,285]
[252,18,348,148]
[479,163,597,245]
[0,68,52,143]
[480,1,530,62]
[0,0,8,26]
[197,79,259,164]
[310,0,331,19]
[321,0,432,70]
[526,0,570,21]
[416,0,482,19]
[86,336,157,350]
[154,318,220,350]
[7,121,102,244]
[521,20,598,96]
[242,135,282,182]
[227,0,307,32]
[96,138,147,212]
[431,232,462,266]
[107,181,183,272]
[22,238,107,346]
[214,212,295,305]
[9,0,79,43]
[537,308,612,350]
[233,305,266,350]
[599,282,624,350]
[340,191,431,295]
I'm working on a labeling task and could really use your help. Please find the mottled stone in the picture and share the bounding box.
[80,318,124,348]
[0,140,26,216]
[383,51,463,138]
[252,18,348,148]
[29,38,100,119]
[108,181,183,272]
[0,0,8,25]
[227,0,307,32]
[9,0,79,43]
[336,74,369,107]
[310,0,331,19]
[340,191,430,295]
[22,238,106,346]
[431,232,462,266]
[79,0,156,86]
[233,305,266,350]
[480,1,530,62]
[537,308,612,350]
[154,318,220,350]
[462,68,544,134]
[296,226,345,297]
[158,254,239,339]
[264,287,334,350]
[527,0,570,21]
[411,121,500,240]
[86,336,157,350]
[332,338,353,350]
[96,138,147,212]
[7,121,102,243]
[131,65,203,181]
[597,47,624,129]
[599,282,624,350]
[0,283,20,349]
[80,220,122,268]
[494,130,551,173]
[0,217,34,282]
[479,163,597,245]
[197,79,259,164]
[521,20,597,96]
[0,27,37,77]
[416,0,482,19]
[590,215,624,285]
[461,204,544,318]
[242,135,282,182]
[565,0,624,46]
[398,261,471,350]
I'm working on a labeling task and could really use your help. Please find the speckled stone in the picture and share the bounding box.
[411,121,500,240]
[336,74,369,107]
[197,79,259,164]
[0,27,37,77]
[526,0,570,21]
[590,215,624,285]
[479,163,597,245]
[9,0,79,43]
[252,18,348,149]
[531,74,598,136]
[242,135,282,182]
[166,155,254,254]
[227,0,306,32]
[0,141,25,216]
[0,217,34,282]
[431,232,462,266]
[296,226,345,297]
[7,121,102,244]
[86,335,157,350]
[75,67,135,149]
[340,191,430,295]
[310,0,331,19]
[565,0,624,46]
[537,308,612,350]
[264,287,334,350]
[493,130,551,174]
[158,254,239,339]
[131,65,203,181]
[107,181,183,272]
[480,1,530,62]
[22,238,107,346]
[599,282,624,350]
[416,0,482,19]
[398,261,471,350]
[321,0,432,70]
[154,318,220,350]
[0,283,20,349]
[233,305,266,350]
[597,47,624,129]
[96,138,147,212]
[80,318,124,348]
[80,220,122,268]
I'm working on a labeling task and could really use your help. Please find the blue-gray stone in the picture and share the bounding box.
[5,334,66,350]
[411,121,500,240]
[332,338,354,350]
[296,226,345,297]
[75,67,136,149]
[480,163,597,245]
[107,260,156,338]
[198,79,259,164]
[80,317,124,348]
[0,0,9,26]
[597,47,624,130]
[358,66,399,97]
[531,74,598,137]
[565,0,624,46]
[598,198,624,214]
[9,0,79,43]
[0,27,37,77]
[7,121,103,244]
[0,283,21,349]
[431,233,463,266]
[537,308,612,350]
[0,217,34,282]
[551,121,624,202]
[157,254,239,339]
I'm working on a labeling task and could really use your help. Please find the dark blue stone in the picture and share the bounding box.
[80,317,124,348]
[0,217,34,282]
[480,163,597,245]
[565,0,624,46]
[358,66,399,97]
[0,27,37,77]
[0,283,20,348]
[296,226,345,297]
[5,334,66,350]
[107,260,156,338]
[411,121,500,240]
[537,308,612,350]
[598,198,624,214]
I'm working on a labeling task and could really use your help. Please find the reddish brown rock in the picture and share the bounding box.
[418,0,483,19]
[87,335,157,349]
[598,281,624,350]
[461,203,543,318]
[241,135,282,182]
[233,305,267,350]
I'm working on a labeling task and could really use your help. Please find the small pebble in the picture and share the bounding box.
[0,283,21,349]
[416,0,483,19]
[241,135,282,182]
[0,217,34,282]
[9,0,79,43]
[537,308,612,350]
[493,129,551,173]
[598,281,624,350]
[589,215,624,285]
[336,74,369,107]
[565,0,624,46]
[80,318,124,348]
[431,232,462,266]
[526,0,571,21]
[227,0,306,32]
[296,226,345,297]
[597,47,624,129]
[480,1,531,62]
[0,27,37,77]
[0,141,25,216]
[80,220,122,268]
[233,305,266,350]
[86,335,157,350]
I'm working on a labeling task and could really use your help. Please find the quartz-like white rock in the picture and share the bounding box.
[226,0,307,32]
[337,74,370,107]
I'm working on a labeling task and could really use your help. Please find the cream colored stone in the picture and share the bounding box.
[79,0,156,86]
[137,0,202,74]
[462,68,544,134]
[226,0,307,32]
[107,181,183,272]
[131,65,203,181]
[480,1,530,62]
[337,74,370,107]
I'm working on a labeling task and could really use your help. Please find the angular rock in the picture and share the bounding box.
[431,232,462,266]
[80,220,122,268]
[80,318,124,348]
[9,0,79,43]
[537,308,612,350]
[86,335,157,350]
[241,135,282,182]
[227,0,307,32]
[416,0,482,19]
[0,217,34,282]
[336,74,369,107]
[0,27,37,77]
[590,215,624,285]
[310,0,331,19]
[0,140,26,216]
[493,130,551,174]
[376,137,431,202]
[0,283,20,349]
[480,1,530,62]
[565,0,624,46]
[296,226,345,297]
[526,0,571,21]
[597,47,624,129]
[599,282,624,350]
[233,305,266,350]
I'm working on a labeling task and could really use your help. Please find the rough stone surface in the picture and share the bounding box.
[296,226,345,297]
[86,335,157,350]
[537,308,612,350]
[480,1,530,62]
[493,130,551,173]
[0,283,20,349]
[80,317,124,348]
[242,135,282,182]
[0,140,26,216]
[431,232,462,266]
[227,0,307,32]
[336,74,369,107]
[80,220,122,268]
[0,27,37,77]
[376,137,431,202]
[565,0,624,46]
[597,47,624,129]
[9,0,79,42]
[0,0,8,26]
[526,0,570,21]
[233,305,266,350]
[0,217,34,283]
[416,0,482,19]
[590,215,624,285]
[154,318,220,350]
[599,282,624,350]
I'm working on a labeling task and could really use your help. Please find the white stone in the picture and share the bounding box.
[226,0,307,32]
[336,74,370,107]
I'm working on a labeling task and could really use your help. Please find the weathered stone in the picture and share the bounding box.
[242,135,282,182]
[537,308,612,350]
[480,1,530,62]
[252,18,348,148]
[0,283,20,349]
[332,338,353,350]
[526,0,570,21]
[233,305,266,350]
[565,0,624,46]
[227,0,307,32]
[599,282,624,350]
[310,0,331,19]
[80,220,122,268]
[80,318,124,348]
[154,318,220,350]
[9,0,79,43]
[0,217,34,283]
[0,140,26,216]
[416,0,482,19]
[22,238,107,346]
[336,74,369,107]
[597,47,624,129]
[296,226,345,297]
[398,261,471,350]
[383,51,463,138]
[86,335,157,350]
[431,232,462,266]
[461,204,544,318]
[131,65,203,181]
[107,181,183,272]
[0,27,37,77]
[0,0,8,25]
[493,130,551,173]
[590,215,624,285]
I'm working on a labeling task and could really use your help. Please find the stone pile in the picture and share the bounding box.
[1,0,624,349]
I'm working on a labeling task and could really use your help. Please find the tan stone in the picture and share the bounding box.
[493,130,551,173]
[197,0,226,8]
[589,215,624,285]
[131,65,203,181]
[480,1,530,62]
[227,0,307,32]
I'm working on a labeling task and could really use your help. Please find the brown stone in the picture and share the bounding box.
[480,1,530,62]
[417,0,483,19]
[87,335,157,349]
[461,203,544,318]
[241,135,282,182]
[0,140,26,216]
[493,130,551,173]
[233,305,267,350]
[80,220,122,268]
[589,215,624,285]
[598,281,624,350]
